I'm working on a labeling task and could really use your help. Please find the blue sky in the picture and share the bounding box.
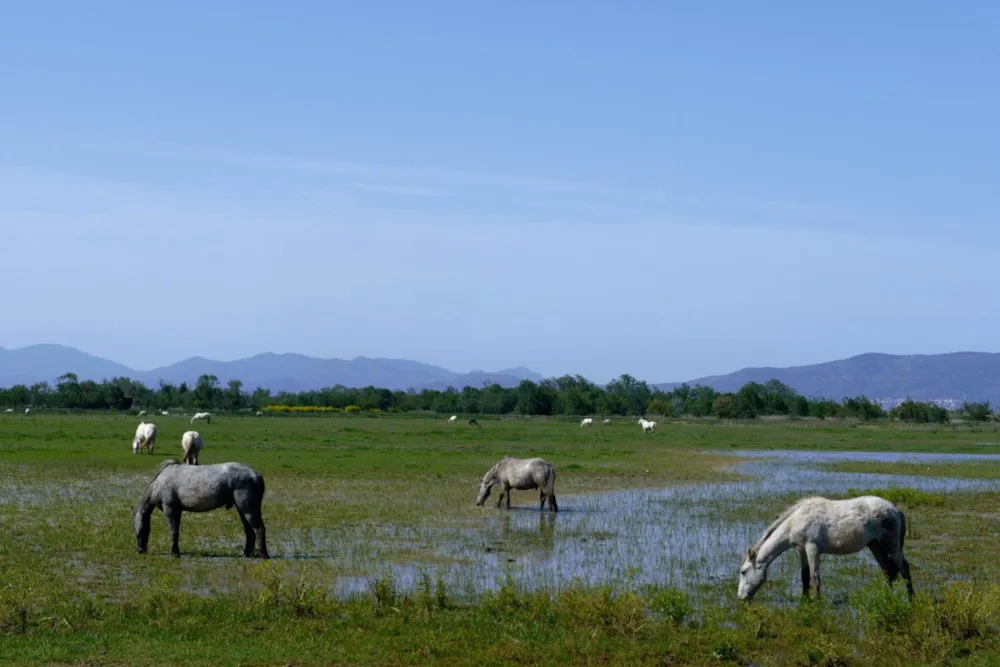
[1,2,998,383]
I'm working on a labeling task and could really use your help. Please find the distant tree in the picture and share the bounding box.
[962,401,992,422]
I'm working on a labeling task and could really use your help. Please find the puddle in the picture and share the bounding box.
[317,449,1000,601]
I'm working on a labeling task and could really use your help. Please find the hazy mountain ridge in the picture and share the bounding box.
[655,352,1000,405]
[0,345,543,392]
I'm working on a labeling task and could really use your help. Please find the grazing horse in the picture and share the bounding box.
[448,415,457,424]
[133,421,158,455]
[132,459,269,558]
[24,408,31,416]
[191,411,212,425]
[602,418,611,426]
[476,456,558,512]
[3,408,13,414]
[738,495,914,600]
[256,411,264,418]
[181,430,204,465]
[580,417,593,427]
[469,417,479,427]
[161,411,170,416]
[638,417,656,434]
[137,410,147,417]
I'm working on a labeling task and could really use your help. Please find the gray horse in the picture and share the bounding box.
[476,456,558,512]
[132,459,269,558]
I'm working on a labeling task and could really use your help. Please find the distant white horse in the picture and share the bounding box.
[256,411,264,418]
[133,421,158,455]
[191,412,212,424]
[24,408,31,416]
[137,410,147,417]
[448,415,457,424]
[602,418,611,426]
[4,408,13,414]
[161,411,170,416]
[181,430,204,465]
[580,417,593,427]
[638,417,656,434]
[738,495,914,600]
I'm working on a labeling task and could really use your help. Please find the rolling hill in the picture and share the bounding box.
[655,352,1000,405]
[0,345,543,393]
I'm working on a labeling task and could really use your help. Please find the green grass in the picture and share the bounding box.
[2,413,1000,664]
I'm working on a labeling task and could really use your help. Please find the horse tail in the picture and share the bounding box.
[899,510,906,550]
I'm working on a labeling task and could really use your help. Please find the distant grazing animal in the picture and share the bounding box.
[132,459,268,558]
[137,410,147,417]
[133,421,158,455]
[448,415,457,424]
[191,412,212,425]
[4,408,13,414]
[161,411,169,416]
[602,418,611,426]
[256,411,264,418]
[476,456,557,512]
[469,417,479,427]
[24,408,31,416]
[580,417,593,427]
[638,417,657,434]
[181,430,204,465]
[738,495,914,601]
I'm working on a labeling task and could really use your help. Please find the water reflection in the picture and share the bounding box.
[331,449,1000,600]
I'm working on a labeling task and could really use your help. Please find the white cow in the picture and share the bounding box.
[580,417,594,427]
[638,417,657,434]
[133,421,158,455]
[181,430,204,465]
[448,415,457,424]
[602,418,611,426]
[191,412,212,424]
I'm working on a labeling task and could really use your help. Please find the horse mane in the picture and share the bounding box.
[139,459,182,501]
[483,457,510,481]
[748,497,810,559]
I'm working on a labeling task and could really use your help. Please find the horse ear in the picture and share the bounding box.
[746,545,757,562]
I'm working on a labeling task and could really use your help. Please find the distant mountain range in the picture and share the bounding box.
[655,352,1000,406]
[3,345,999,405]
[0,344,543,393]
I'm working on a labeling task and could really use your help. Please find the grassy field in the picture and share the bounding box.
[1,413,999,665]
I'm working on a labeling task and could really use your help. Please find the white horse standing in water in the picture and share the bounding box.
[580,417,593,427]
[738,495,914,600]
[476,456,558,512]
[638,417,656,433]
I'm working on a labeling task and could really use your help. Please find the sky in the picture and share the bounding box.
[1,2,999,383]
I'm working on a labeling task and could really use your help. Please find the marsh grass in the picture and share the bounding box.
[2,414,1000,663]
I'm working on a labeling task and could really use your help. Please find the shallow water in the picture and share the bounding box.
[316,449,1000,600]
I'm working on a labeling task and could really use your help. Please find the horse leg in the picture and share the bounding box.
[798,547,811,596]
[164,506,181,557]
[539,490,546,511]
[496,489,505,508]
[887,542,914,598]
[549,492,558,513]
[505,485,512,509]
[867,540,898,586]
[805,543,821,597]
[237,509,255,557]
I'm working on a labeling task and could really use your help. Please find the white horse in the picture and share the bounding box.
[181,430,204,465]
[476,456,557,512]
[191,412,212,424]
[24,408,31,416]
[137,410,146,417]
[602,418,611,426]
[738,495,914,600]
[580,417,593,427]
[448,415,457,424]
[638,417,656,434]
[4,408,13,414]
[161,411,170,416]
[256,411,264,418]
[133,421,158,455]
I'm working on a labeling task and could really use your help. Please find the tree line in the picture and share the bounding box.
[0,372,993,424]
